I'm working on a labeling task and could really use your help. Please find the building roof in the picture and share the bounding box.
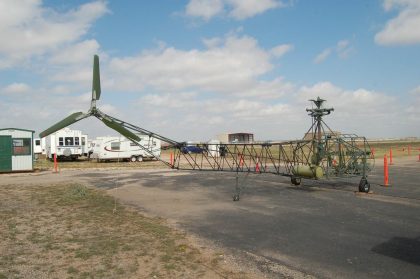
[0,128,35,133]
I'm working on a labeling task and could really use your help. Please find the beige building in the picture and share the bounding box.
[217,133,254,143]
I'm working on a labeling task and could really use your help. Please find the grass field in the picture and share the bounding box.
[369,140,420,159]
[0,183,244,278]
[34,156,165,171]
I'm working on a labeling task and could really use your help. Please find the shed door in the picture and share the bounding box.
[0,136,12,172]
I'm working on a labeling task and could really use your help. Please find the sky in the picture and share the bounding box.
[0,0,419,141]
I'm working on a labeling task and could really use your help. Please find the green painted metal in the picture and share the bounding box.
[39,112,87,138]
[92,54,101,101]
[101,118,140,142]
[0,136,12,172]
[292,165,324,179]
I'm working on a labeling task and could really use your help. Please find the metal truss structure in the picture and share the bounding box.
[40,55,374,201]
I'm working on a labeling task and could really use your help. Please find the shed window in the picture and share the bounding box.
[81,137,86,145]
[111,142,120,151]
[13,138,31,155]
[65,137,74,146]
[75,137,80,145]
[35,140,41,146]
[59,137,64,146]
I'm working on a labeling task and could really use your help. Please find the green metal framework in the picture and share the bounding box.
[39,55,375,199]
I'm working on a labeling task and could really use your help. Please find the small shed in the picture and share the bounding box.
[0,128,34,173]
[217,132,254,143]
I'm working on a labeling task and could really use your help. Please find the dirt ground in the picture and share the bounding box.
[2,155,420,278]
[0,171,264,279]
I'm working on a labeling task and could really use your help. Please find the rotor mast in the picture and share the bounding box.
[306,97,334,164]
[306,97,334,141]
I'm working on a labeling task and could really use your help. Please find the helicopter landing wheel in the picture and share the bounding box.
[233,194,240,201]
[291,176,301,186]
[359,178,370,193]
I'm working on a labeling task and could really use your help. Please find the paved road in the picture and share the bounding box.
[70,156,420,278]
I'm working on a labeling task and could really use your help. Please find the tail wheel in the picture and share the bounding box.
[137,156,143,162]
[291,177,301,185]
[359,178,370,193]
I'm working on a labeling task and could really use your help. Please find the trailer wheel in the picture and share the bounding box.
[137,156,143,162]
[130,156,137,162]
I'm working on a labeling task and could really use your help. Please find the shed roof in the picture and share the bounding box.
[0,128,35,133]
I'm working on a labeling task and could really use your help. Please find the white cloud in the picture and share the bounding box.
[226,0,282,20]
[314,40,353,64]
[296,82,409,136]
[139,92,199,109]
[2,83,31,95]
[109,35,274,93]
[130,78,419,141]
[411,85,420,95]
[270,44,293,58]
[0,0,108,68]
[185,0,224,20]
[313,48,332,64]
[336,40,353,58]
[49,40,101,65]
[185,0,283,20]
[375,0,420,45]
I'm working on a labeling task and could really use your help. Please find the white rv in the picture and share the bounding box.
[91,135,161,162]
[33,138,42,154]
[33,137,46,155]
[44,128,85,160]
[81,134,89,156]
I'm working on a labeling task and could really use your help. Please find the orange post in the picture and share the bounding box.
[389,148,393,165]
[371,147,375,159]
[54,153,58,173]
[408,145,411,156]
[170,152,173,166]
[239,154,244,167]
[255,158,260,173]
[384,154,389,186]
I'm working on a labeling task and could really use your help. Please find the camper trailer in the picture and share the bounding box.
[91,135,161,162]
[33,138,42,154]
[33,137,46,155]
[44,128,85,160]
[81,134,89,156]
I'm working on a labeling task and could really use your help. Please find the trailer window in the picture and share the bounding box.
[35,139,41,146]
[82,137,86,145]
[75,137,80,145]
[12,138,31,155]
[65,137,74,146]
[130,142,137,147]
[111,142,120,151]
[59,137,64,146]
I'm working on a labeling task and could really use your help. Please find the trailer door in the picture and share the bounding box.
[0,136,12,172]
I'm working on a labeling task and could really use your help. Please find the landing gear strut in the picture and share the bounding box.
[232,173,249,201]
[233,175,241,201]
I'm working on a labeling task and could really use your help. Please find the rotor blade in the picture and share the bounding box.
[92,54,101,101]
[39,112,89,138]
[101,118,140,142]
